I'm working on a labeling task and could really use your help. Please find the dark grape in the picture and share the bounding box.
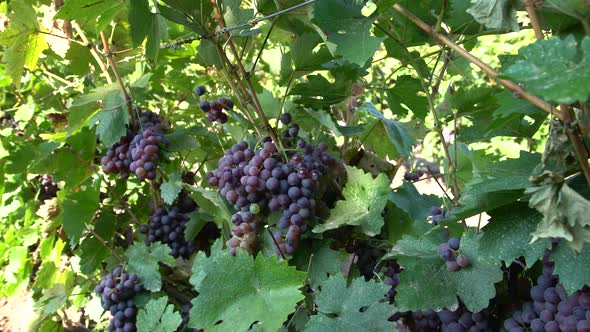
[280,113,292,125]
[194,85,206,96]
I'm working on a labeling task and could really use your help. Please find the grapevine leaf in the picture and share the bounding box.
[314,166,390,236]
[59,182,100,245]
[160,171,182,205]
[90,107,129,148]
[312,0,383,65]
[78,213,117,275]
[551,243,590,295]
[479,203,552,266]
[188,187,233,229]
[386,76,428,119]
[289,74,352,109]
[304,275,396,332]
[390,228,503,312]
[137,296,183,332]
[184,211,210,241]
[0,0,48,87]
[188,243,307,332]
[466,0,519,31]
[125,242,176,292]
[503,36,590,104]
[363,104,415,159]
[159,0,213,36]
[129,1,168,63]
[455,151,540,220]
[293,241,348,289]
[527,182,590,253]
[55,0,124,23]
[389,182,443,223]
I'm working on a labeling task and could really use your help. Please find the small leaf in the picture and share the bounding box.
[314,166,390,236]
[59,182,100,245]
[137,296,183,332]
[551,243,590,295]
[305,275,396,332]
[389,182,443,223]
[125,242,176,292]
[161,172,182,205]
[386,76,428,119]
[527,182,590,253]
[467,0,519,31]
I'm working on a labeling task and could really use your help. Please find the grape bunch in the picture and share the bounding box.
[429,206,455,225]
[102,133,133,179]
[39,174,59,200]
[195,85,232,124]
[0,113,23,136]
[94,267,142,332]
[114,226,134,249]
[207,117,343,256]
[177,303,200,332]
[140,206,196,258]
[436,307,492,332]
[404,169,424,181]
[380,261,402,303]
[279,113,300,148]
[102,109,167,181]
[438,237,469,272]
[129,128,167,181]
[504,243,590,332]
[227,211,259,255]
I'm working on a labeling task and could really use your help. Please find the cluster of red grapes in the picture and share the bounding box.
[279,113,300,148]
[0,113,23,136]
[504,244,590,332]
[95,267,142,332]
[195,85,232,124]
[381,261,402,303]
[101,110,168,181]
[206,115,342,256]
[114,226,134,249]
[392,306,491,331]
[39,174,59,201]
[404,169,424,181]
[139,206,196,258]
[438,237,469,272]
[177,303,200,332]
[429,206,455,225]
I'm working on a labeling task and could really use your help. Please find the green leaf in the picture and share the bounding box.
[293,241,348,289]
[390,228,503,312]
[188,187,232,229]
[59,182,100,245]
[125,242,176,292]
[91,107,129,147]
[479,203,552,266]
[161,172,182,205]
[137,296,183,332]
[456,151,540,219]
[78,212,117,275]
[312,0,383,65]
[129,1,168,63]
[551,243,590,295]
[389,182,443,223]
[55,0,124,23]
[386,76,428,119]
[527,182,590,253]
[305,275,396,332]
[184,211,210,241]
[466,0,519,31]
[363,103,415,159]
[289,74,352,110]
[188,243,307,331]
[314,166,390,236]
[0,0,48,87]
[159,0,213,36]
[503,36,590,104]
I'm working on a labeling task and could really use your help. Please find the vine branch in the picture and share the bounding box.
[391,3,565,121]
[71,22,112,84]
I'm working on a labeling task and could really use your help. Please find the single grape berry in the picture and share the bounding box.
[448,237,460,250]
[249,203,261,215]
[194,85,206,96]
[280,113,292,125]
[456,254,469,268]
